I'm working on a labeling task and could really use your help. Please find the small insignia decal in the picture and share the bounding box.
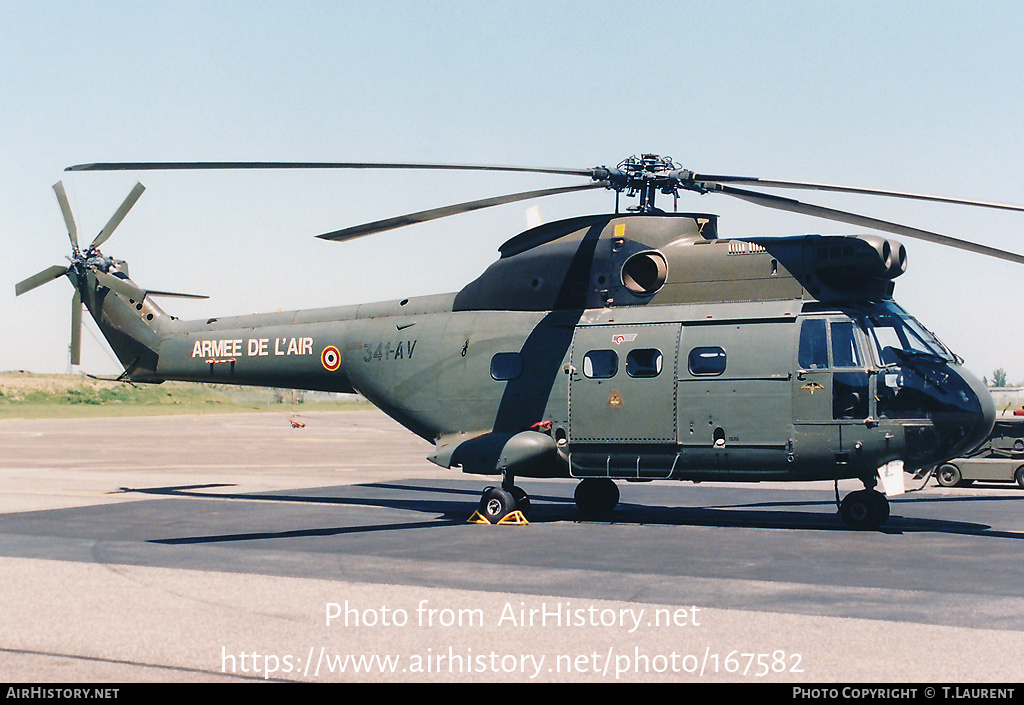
[321,345,342,371]
[608,390,623,408]
[800,382,825,394]
[612,333,637,345]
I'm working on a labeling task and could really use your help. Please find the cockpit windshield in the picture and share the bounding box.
[863,302,955,365]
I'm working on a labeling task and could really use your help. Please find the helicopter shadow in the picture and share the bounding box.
[125,480,1023,546]
[599,498,1022,539]
[126,483,475,545]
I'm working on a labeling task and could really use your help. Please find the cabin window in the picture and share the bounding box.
[490,352,523,381]
[583,350,618,378]
[798,319,828,370]
[626,348,663,378]
[688,346,726,376]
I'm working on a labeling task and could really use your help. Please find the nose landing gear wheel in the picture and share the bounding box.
[476,485,531,524]
[479,486,515,523]
[839,489,889,530]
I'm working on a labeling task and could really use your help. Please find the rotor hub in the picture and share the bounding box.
[592,154,703,213]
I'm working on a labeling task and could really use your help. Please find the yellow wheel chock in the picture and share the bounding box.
[467,510,529,525]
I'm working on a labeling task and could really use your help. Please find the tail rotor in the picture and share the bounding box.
[15,180,148,366]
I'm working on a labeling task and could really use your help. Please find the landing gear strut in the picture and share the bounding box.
[837,479,890,530]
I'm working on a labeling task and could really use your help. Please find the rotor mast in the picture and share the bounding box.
[594,154,691,213]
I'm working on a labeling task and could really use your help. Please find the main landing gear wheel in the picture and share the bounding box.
[574,478,619,517]
[839,489,889,530]
[478,485,530,524]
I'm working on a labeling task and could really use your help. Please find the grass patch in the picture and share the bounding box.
[0,372,370,419]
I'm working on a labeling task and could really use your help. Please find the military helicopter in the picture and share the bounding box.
[17,154,1024,530]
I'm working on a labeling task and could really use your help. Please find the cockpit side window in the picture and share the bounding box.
[798,319,828,370]
[864,306,954,365]
[830,321,862,368]
[868,322,905,365]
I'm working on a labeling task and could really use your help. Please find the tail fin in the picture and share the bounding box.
[74,263,168,379]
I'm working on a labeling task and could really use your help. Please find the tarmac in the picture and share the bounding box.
[1,410,1022,683]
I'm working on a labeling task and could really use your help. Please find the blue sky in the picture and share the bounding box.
[3,1,1024,384]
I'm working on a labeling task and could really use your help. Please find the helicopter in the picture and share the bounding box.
[16,154,1024,530]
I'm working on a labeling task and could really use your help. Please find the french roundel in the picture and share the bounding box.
[321,346,341,371]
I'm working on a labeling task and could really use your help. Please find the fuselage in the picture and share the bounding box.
[142,291,991,483]
[79,212,995,485]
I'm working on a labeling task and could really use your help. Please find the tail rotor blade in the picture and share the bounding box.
[89,182,145,250]
[70,289,82,366]
[15,265,68,296]
[53,181,79,251]
[94,270,146,300]
[144,289,209,299]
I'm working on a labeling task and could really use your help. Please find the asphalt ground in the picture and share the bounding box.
[1,410,1022,683]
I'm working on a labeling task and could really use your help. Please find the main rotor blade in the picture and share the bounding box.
[93,270,146,300]
[66,161,596,178]
[693,174,1024,214]
[317,182,610,242]
[70,289,82,366]
[15,265,68,296]
[66,160,1024,215]
[89,182,145,250]
[711,184,1024,264]
[52,181,79,250]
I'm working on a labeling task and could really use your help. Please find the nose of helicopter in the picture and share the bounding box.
[897,363,994,469]
[959,365,997,452]
[937,365,995,463]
